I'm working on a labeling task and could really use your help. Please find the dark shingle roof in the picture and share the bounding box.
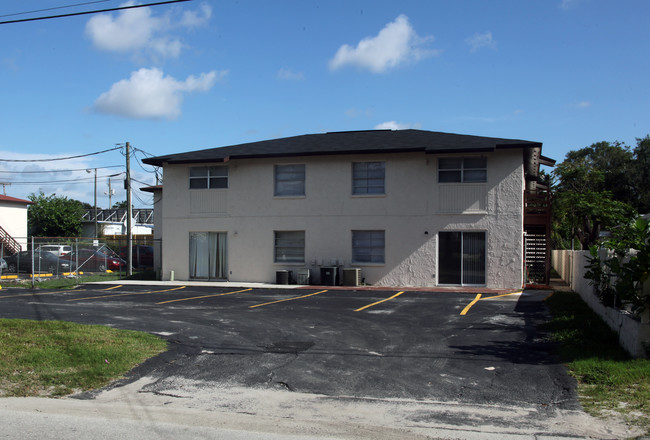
[142,129,543,166]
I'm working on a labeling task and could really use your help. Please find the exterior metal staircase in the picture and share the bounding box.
[524,190,552,285]
[0,225,21,256]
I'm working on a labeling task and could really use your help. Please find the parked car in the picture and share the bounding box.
[62,249,126,272]
[94,247,121,259]
[4,251,76,274]
[120,245,154,268]
[0,258,7,272]
[36,245,72,257]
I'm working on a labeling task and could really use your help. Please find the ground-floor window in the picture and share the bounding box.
[189,232,227,279]
[274,231,305,263]
[438,231,485,285]
[352,230,385,264]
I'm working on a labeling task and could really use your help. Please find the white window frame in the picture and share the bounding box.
[438,157,487,183]
[274,164,305,197]
[274,230,305,263]
[189,166,228,189]
[352,161,385,195]
[352,230,385,264]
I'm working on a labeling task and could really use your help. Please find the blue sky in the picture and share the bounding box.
[0,0,648,208]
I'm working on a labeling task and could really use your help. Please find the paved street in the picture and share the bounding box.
[0,283,638,439]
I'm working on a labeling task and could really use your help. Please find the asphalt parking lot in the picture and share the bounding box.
[0,283,576,408]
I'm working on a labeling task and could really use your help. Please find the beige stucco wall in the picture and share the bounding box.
[0,201,29,252]
[159,149,525,288]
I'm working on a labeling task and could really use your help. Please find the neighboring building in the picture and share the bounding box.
[143,129,554,288]
[0,194,32,256]
[81,208,154,237]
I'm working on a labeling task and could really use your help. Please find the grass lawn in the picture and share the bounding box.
[543,290,650,433]
[0,270,156,289]
[0,319,167,397]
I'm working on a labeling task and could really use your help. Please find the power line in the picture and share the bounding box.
[0,0,192,25]
[133,149,158,174]
[0,146,121,162]
[0,165,123,173]
[133,191,153,206]
[132,147,156,157]
[0,1,112,18]
[7,172,124,185]
[131,178,156,186]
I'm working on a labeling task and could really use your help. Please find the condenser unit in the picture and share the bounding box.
[342,268,361,287]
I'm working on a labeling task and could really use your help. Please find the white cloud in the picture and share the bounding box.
[374,121,422,130]
[93,67,226,120]
[466,32,496,52]
[0,152,131,206]
[179,2,212,27]
[576,101,592,108]
[277,67,304,81]
[329,15,438,73]
[85,1,212,59]
[559,0,582,10]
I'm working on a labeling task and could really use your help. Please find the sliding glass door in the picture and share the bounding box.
[438,231,485,285]
[189,232,227,280]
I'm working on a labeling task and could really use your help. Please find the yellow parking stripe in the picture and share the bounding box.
[459,290,523,315]
[249,290,328,309]
[481,291,523,300]
[355,291,405,312]
[0,290,76,299]
[0,284,120,299]
[460,294,482,315]
[68,286,186,301]
[157,288,253,305]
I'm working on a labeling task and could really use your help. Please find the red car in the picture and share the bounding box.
[120,245,154,268]
[63,249,126,272]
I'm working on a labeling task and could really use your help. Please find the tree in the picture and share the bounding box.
[112,200,128,209]
[28,192,85,237]
[632,136,650,213]
[585,218,650,314]
[552,141,638,249]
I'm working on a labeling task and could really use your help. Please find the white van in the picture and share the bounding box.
[37,245,72,257]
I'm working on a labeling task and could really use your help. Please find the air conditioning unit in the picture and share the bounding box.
[343,268,361,287]
[296,268,310,285]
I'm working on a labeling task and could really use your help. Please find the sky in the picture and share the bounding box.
[0,0,648,208]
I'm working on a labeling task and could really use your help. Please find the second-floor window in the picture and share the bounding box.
[275,164,305,196]
[438,157,487,183]
[352,161,385,195]
[189,166,228,189]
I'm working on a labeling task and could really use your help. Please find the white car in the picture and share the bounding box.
[36,245,72,257]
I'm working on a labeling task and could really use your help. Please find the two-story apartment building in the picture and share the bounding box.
[143,129,554,289]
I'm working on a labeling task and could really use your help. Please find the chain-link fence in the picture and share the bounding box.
[0,236,161,282]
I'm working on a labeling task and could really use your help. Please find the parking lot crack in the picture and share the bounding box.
[139,390,192,399]
[265,352,300,392]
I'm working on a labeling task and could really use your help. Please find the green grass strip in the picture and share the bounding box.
[0,319,167,397]
[543,291,650,432]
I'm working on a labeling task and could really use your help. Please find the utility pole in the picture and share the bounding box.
[105,178,115,209]
[126,142,133,277]
[87,168,98,239]
[0,182,10,195]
